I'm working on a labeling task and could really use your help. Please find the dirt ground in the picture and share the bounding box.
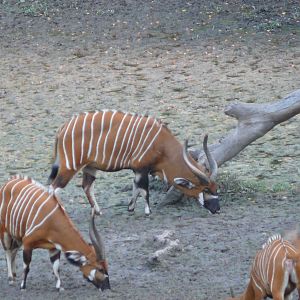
[0,1,300,299]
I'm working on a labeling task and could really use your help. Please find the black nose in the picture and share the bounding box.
[204,198,220,214]
[100,276,111,291]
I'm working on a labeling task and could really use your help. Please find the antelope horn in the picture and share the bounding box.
[89,208,106,261]
[203,134,218,181]
[183,139,209,185]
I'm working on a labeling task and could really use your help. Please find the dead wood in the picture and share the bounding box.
[148,230,181,264]
[165,89,300,203]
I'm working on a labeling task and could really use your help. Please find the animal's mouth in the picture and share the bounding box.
[199,193,220,214]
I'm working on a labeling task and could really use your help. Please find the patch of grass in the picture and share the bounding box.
[218,172,295,203]
[18,0,49,17]
[271,182,291,193]
[256,20,282,32]
[173,86,186,93]
[218,173,260,203]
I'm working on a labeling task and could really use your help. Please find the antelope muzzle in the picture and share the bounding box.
[99,275,110,291]
[199,193,220,214]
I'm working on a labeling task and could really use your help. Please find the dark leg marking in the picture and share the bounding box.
[21,248,32,290]
[82,166,100,214]
[128,171,151,215]
[49,249,62,291]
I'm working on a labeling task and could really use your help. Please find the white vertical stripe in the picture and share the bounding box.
[101,110,117,164]
[257,250,265,284]
[10,185,36,235]
[122,115,145,167]
[87,111,99,158]
[114,114,135,169]
[4,179,27,228]
[20,190,46,236]
[106,113,128,170]
[120,115,141,168]
[261,242,269,285]
[130,116,151,158]
[132,119,157,161]
[285,244,297,254]
[270,244,283,292]
[71,115,80,170]
[266,242,281,283]
[26,194,53,235]
[25,193,50,232]
[251,274,264,293]
[25,204,59,237]
[63,116,75,170]
[0,178,19,221]
[138,124,163,162]
[95,110,107,162]
[6,180,30,230]
[15,188,40,237]
[80,112,89,164]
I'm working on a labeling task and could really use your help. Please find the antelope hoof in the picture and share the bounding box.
[128,200,135,213]
[94,209,102,216]
[128,207,135,213]
[93,204,102,216]
[8,277,15,285]
[57,287,65,292]
[145,208,151,216]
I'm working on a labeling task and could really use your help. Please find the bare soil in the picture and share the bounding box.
[0,1,299,299]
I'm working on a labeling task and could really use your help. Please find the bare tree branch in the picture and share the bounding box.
[164,89,300,204]
[196,89,300,167]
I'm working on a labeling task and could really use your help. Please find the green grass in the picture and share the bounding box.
[218,173,296,204]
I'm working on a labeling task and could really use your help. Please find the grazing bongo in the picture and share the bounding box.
[228,234,300,300]
[0,175,110,291]
[48,110,219,215]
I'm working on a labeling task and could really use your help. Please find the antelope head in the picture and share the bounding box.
[65,209,110,291]
[174,134,220,214]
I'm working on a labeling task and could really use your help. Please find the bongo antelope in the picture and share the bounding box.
[228,235,300,300]
[0,175,110,291]
[48,110,219,215]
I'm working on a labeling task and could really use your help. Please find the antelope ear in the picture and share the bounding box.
[65,251,87,266]
[174,178,195,189]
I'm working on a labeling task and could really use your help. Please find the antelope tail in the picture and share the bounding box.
[48,127,62,184]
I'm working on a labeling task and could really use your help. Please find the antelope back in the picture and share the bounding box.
[0,175,60,240]
[57,110,165,171]
[251,234,298,294]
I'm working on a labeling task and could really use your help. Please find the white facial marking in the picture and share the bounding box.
[198,193,204,206]
[162,169,168,184]
[54,243,62,251]
[88,269,96,281]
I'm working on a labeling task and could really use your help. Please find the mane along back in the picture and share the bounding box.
[262,234,283,249]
